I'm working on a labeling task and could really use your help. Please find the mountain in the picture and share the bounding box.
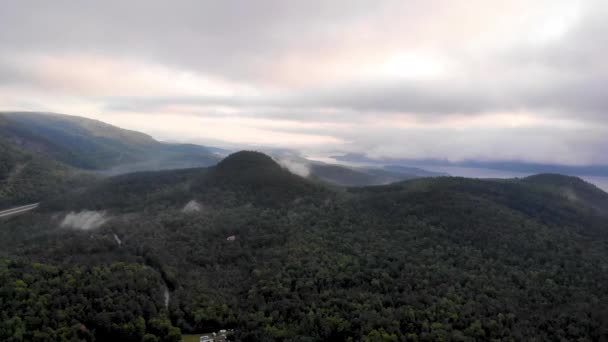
[333,152,608,178]
[48,151,328,212]
[0,112,220,173]
[2,150,608,341]
[308,163,416,186]
[273,154,444,187]
[0,140,91,207]
[0,112,443,187]
[383,164,448,177]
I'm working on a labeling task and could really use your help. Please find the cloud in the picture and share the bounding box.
[182,200,202,213]
[61,211,109,230]
[1,0,607,165]
[275,157,311,177]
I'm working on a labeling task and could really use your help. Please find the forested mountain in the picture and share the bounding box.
[0,141,91,207]
[0,110,443,209]
[382,165,448,178]
[273,154,445,187]
[0,112,437,187]
[2,151,608,341]
[333,153,608,178]
[0,112,220,173]
[308,163,421,187]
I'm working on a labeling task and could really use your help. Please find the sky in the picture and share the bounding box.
[1,0,607,165]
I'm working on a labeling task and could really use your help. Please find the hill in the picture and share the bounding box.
[201,151,327,206]
[47,151,328,212]
[308,163,414,186]
[333,152,608,178]
[383,164,448,177]
[523,173,608,210]
[0,112,442,187]
[0,141,91,207]
[2,153,608,341]
[0,112,220,172]
[273,155,443,187]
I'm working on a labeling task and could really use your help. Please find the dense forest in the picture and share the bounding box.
[1,151,608,341]
[0,260,179,342]
[0,141,93,207]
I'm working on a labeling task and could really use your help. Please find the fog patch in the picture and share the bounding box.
[113,233,123,246]
[276,157,311,177]
[163,286,170,309]
[182,200,202,213]
[562,188,579,202]
[61,210,108,230]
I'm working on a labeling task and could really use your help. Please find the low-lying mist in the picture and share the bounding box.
[60,210,108,230]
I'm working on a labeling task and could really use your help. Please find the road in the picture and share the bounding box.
[0,203,40,218]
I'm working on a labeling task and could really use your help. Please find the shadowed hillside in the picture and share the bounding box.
[0,141,92,207]
[47,151,329,211]
[0,112,220,172]
[197,151,328,206]
[308,163,415,186]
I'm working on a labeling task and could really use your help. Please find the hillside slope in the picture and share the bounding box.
[274,155,445,187]
[47,151,329,212]
[0,112,220,172]
[308,163,416,186]
[0,141,91,207]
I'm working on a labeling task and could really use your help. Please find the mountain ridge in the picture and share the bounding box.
[333,152,608,178]
[0,111,220,172]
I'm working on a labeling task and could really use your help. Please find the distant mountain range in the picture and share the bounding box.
[333,152,608,177]
[0,112,445,199]
[271,154,447,188]
[4,111,608,208]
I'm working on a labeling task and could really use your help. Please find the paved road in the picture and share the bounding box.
[0,203,40,218]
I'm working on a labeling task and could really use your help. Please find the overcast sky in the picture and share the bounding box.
[1,0,607,165]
